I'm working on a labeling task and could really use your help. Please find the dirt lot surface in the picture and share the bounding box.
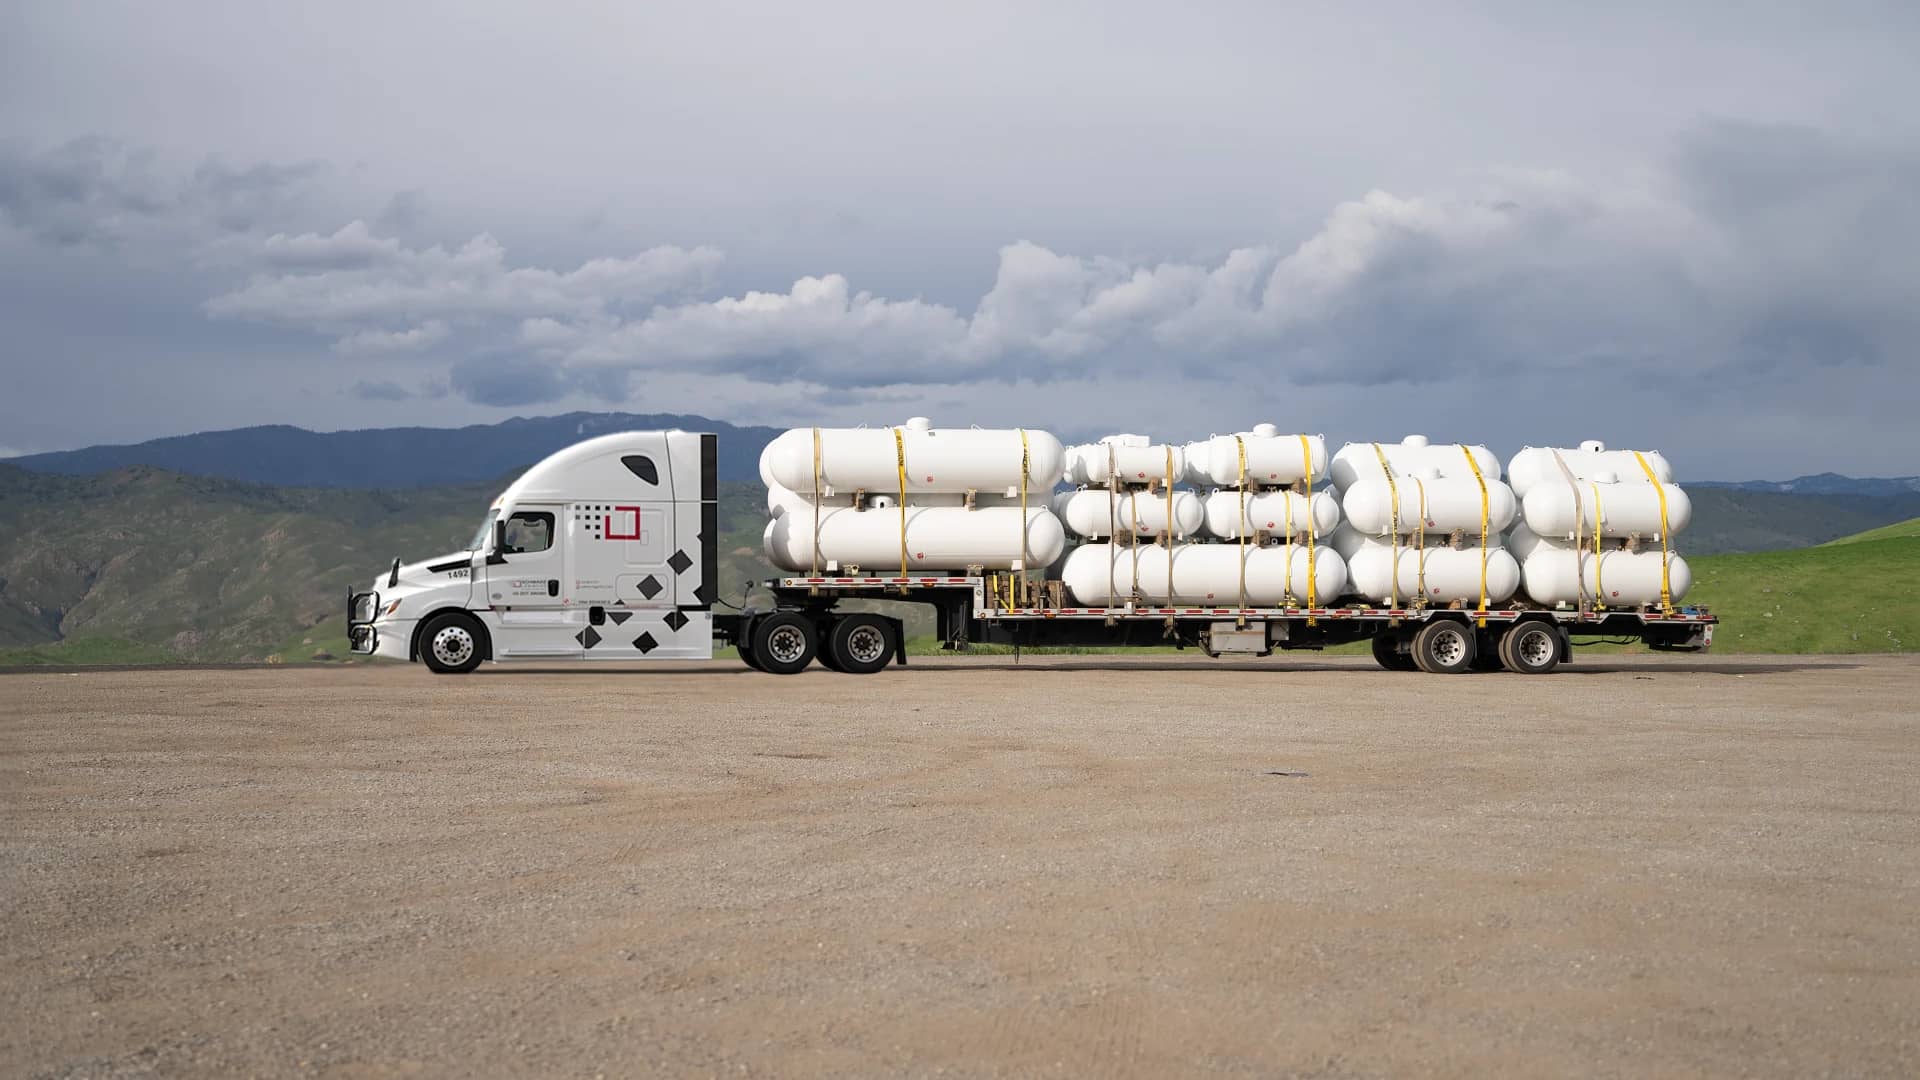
[3,654,1917,1078]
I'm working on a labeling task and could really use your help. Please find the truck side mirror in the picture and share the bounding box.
[494,518,508,554]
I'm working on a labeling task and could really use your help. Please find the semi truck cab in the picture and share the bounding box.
[349,430,719,672]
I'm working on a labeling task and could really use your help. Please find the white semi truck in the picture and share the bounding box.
[347,429,1716,675]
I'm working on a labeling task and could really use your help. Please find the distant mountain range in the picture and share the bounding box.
[1692,473,1920,497]
[9,412,785,489]
[9,415,1916,495]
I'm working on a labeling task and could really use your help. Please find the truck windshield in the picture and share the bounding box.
[468,509,499,551]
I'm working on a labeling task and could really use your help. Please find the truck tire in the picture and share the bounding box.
[419,612,485,674]
[1498,619,1561,674]
[1411,619,1476,674]
[827,614,894,675]
[750,611,818,675]
[736,624,765,671]
[1370,632,1417,671]
[814,619,845,671]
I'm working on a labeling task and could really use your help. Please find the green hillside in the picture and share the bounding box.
[1681,526,1918,653]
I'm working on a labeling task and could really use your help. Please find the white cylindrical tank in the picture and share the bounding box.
[1520,537,1693,607]
[1328,436,1503,491]
[763,423,1066,496]
[764,505,1066,572]
[1074,440,1188,486]
[1341,475,1518,537]
[1052,489,1204,539]
[1507,443,1675,497]
[1520,481,1691,539]
[1202,489,1341,539]
[1062,543,1348,607]
[1327,522,1367,561]
[1189,432,1328,488]
[1341,538,1522,606]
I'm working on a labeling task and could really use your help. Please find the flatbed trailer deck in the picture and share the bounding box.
[717,574,1716,676]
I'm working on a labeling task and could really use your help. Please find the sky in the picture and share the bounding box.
[1,0,1917,479]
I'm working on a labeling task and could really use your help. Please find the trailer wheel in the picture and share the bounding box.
[1411,619,1476,674]
[814,619,845,671]
[1498,619,1561,674]
[1370,632,1418,671]
[419,612,485,674]
[750,611,818,675]
[827,614,894,675]
[735,622,765,671]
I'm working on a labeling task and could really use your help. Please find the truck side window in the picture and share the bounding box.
[502,511,554,554]
[622,455,659,485]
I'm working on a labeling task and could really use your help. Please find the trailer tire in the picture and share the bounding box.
[1498,619,1561,674]
[750,611,818,675]
[827,614,894,675]
[1411,619,1476,674]
[815,621,845,672]
[1371,632,1418,671]
[419,612,486,675]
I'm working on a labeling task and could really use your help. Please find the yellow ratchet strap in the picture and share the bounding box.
[1632,451,1675,614]
[1413,475,1428,604]
[1236,436,1248,622]
[1460,446,1490,626]
[892,426,909,581]
[1370,442,1399,609]
[1549,449,1588,611]
[1164,445,1176,602]
[1299,435,1317,622]
[1591,481,1606,609]
[1017,428,1031,571]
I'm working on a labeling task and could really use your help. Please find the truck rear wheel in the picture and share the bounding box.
[1498,619,1561,674]
[1411,619,1476,674]
[1371,632,1417,671]
[750,611,818,675]
[827,614,894,675]
[736,624,765,670]
[419,612,485,675]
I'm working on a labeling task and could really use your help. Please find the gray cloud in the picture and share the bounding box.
[347,379,412,401]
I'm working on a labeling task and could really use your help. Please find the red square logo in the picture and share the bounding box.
[607,506,643,540]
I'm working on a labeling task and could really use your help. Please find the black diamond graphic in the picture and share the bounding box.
[694,583,715,606]
[636,575,662,599]
[607,610,631,625]
[663,610,688,632]
[667,549,692,574]
[577,626,602,649]
[632,632,658,654]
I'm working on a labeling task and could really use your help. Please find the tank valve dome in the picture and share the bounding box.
[1579,439,1605,453]
[1250,423,1279,437]
[1402,434,1430,448]
[904,416,932,431]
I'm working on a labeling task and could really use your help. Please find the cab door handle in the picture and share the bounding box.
[547,580,559,597]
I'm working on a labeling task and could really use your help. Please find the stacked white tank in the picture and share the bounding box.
[1507,441,1693,608]
[760,417,1067,573]
[1058,425,1347,607]
[1328,435,1522,607]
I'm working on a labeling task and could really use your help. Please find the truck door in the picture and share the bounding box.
[481,504,583,659]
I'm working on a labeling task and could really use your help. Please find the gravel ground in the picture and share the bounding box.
[2,653,1917,1078]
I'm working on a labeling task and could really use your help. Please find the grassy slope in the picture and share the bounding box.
[1664,530,1918,653]
[1821,517,1920,546]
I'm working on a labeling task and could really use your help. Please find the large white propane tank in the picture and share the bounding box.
[1188,427,1329,488]
[770,486,1019,517]
[1519,535,1692,607]
[1067,436,1189,486]
[1201,489,1341,539]
[1519,481,1691,539]
[1506,441,1674,498]
[1061,543,1348,607]
[1052,489,1205,539]
[1340,473,1518,537]
[1327,435,1502,491]
[1342,537,1522,606]
[764,505,1065,572]
[763,418,1066,496]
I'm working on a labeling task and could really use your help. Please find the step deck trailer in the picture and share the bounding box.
[721,573,1716,676]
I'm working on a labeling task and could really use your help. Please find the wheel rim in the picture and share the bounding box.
[1430,626,1468,666]
[846,625,886,664]
[766,624,807,664]
[432,625,474,666]
[1517,628,1556,667]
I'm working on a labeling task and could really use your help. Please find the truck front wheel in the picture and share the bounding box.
[419,612,486,674]
[750,612,818,675]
